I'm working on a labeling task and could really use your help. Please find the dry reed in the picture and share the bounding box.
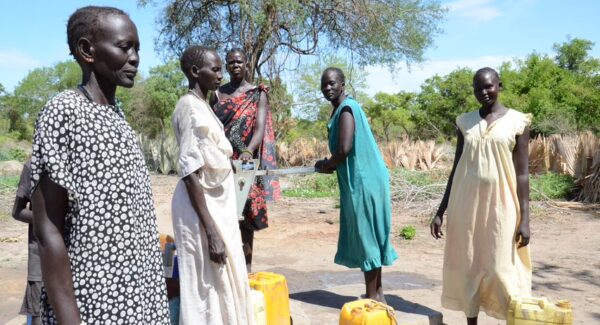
[528,132,600,177]
[578,162,600,203]
[377,139,446,170]
[276,138,330,167]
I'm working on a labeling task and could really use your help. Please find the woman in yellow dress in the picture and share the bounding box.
[430,67,532,324]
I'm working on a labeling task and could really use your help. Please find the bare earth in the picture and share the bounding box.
[1,174,599,325]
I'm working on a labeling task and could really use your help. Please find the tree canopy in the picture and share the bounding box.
[140,0,446,81]
[1,37,598,143]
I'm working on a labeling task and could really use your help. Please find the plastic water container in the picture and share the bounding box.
[339,299,397,325]
[507,297,573,325]
[248,272,291,325]
[250,289,267,325]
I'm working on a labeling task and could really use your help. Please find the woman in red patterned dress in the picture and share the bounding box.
[210,48,280,272]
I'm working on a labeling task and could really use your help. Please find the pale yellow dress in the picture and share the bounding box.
[171,92,254,325]
[442,109,533,319]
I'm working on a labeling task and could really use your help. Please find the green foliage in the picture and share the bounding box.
[285,119,327,143]
[503,50,600,135]
[408,37,600,138]
[283,173,339,198]
[0,175,20,194]
[295,55,370,121]
[0,148,27,162]
[530,173,575,201]
[399,225,416,240]
[0,61,80,140]
[266,77,294,141]
[553,37,600,74]
[142,0,445,81]
[366,91,417,141]
[145,60,187,126]
[119,60,186,138]
[413,68,479,139]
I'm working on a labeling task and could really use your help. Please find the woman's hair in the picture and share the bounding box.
[474,67,500,82]
[180,46,213,77]
[323,67,346,83]
[67,6,128,58]
[226,48,246,61]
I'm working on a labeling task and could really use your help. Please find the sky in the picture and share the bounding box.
[1,0,600,96]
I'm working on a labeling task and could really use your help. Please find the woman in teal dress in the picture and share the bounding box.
[315,67,398,302]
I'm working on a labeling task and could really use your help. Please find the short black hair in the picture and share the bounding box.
[322,67,346,83]
[180,46,214,77]
[226,48,246,61]
[67,6,128,58]
[474,67,500,82]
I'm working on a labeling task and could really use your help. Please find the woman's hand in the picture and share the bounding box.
[205,228,227,264]
[516,221,530,248]
[315,159,334,174]
[230,159,237,173]
[430,214,444,239]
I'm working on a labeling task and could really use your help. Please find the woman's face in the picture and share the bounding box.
[91,14,140,88]
[321,70,345,103]
[198,51,223,91]
[225,51,246,81]
[473,72,501,107]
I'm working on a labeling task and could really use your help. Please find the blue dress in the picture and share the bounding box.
[328,96,398,272]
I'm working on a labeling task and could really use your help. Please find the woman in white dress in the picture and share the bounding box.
[171,46,254,325]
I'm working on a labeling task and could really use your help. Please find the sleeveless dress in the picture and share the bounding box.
[328,96,398,272]
[442,108,533,319]
[30,90,170,324]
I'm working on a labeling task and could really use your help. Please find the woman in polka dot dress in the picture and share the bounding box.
[30,6,170,324]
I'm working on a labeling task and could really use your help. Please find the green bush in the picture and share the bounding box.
[283,173,339,198]
[0,148,27,162]
[530,173,575,200]
[399,225,416,240]
[0,175,20,194]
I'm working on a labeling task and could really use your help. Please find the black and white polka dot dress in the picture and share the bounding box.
[31,90,170,324]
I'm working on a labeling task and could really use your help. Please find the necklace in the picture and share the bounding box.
[77,84,94,102]
[77,85,122,115]
[188,89,208,103]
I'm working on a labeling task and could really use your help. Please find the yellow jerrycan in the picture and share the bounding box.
[339,299,397,325]
[250,288,267,325]
[248,272,291,325]
[507,297,573,325]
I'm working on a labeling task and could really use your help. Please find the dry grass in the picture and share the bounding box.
[380,139,446,170]
[143,132,600,204]
[278,137,448,170]
[579,159,600,203]
[527,132,600,203]
[276,138,330,167]
[529,132,600,177]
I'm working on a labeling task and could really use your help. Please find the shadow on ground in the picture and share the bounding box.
[289,290,355,309]
[289,290,443,325]
[265,267,440,293]
[533,261,600,292]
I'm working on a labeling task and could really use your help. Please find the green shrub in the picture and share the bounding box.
[399,225,416,240]
[530,173,575,200]
[0,148,27,162]
[283,173,339,198]
[0,175,20,194]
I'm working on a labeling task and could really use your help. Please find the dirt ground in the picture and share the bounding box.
[1,174,599,324]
